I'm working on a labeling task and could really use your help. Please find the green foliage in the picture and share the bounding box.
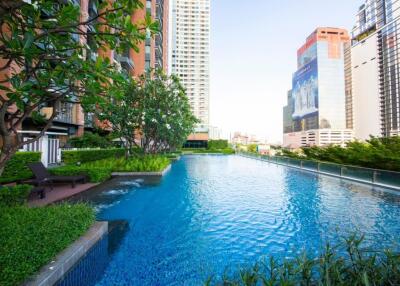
[67,133,113,149]
[208,140,228,150]
[49,166,111,183]
[52,155,170,182]
[83,156,171,172]
[247,144,258,153]
[0,204,95,286]
[0,0,158,174]
[221,148,236,155]
[209,234,400,285]
[93,69,198,155]
[0,152,41,183]
[0,185,32,207]
[300,136,400,171]
[62,148,125,164]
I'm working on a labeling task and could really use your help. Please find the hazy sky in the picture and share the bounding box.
[210,0,361,143]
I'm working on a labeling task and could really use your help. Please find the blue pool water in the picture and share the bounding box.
[88,155,400,285]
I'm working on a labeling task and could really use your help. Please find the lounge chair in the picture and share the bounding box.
[28,162,86,189]
[31,186,46,199]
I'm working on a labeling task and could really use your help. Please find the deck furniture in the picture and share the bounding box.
[28,162,86,189]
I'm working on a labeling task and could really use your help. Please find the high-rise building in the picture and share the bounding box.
[171,0,210,131]
[351,0,400,139]
[0,0,170,165]
[283,28,354,149]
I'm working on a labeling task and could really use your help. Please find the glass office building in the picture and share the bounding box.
[283,28,353,148]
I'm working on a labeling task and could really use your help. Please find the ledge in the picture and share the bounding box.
[111,163,171,177]
[23,222,108,286]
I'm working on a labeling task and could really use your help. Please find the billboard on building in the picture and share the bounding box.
[292,58,318,120]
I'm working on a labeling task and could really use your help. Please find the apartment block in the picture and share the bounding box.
[171,0,210,130]
[351,0,400,139]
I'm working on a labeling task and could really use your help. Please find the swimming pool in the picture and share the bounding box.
[75,155,400,285]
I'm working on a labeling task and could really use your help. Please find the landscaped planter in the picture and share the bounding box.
[23,222,108,286]
[111,163,172,177]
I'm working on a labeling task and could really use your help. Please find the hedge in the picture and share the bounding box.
[61,148,125,164]
[0,185,32,207]
[207,139,228,150]
[0,152,41,184]
[49,166,112,183]
[0,204,95,286]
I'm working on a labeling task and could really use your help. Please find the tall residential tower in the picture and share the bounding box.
[283,28,354,149]
[351,0,400,139]
[171,0,210,137]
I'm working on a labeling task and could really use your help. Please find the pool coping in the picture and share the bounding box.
[111,163,172,177]
[240,154,400,192]
[23,221,108,286]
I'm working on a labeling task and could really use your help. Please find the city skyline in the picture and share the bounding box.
[210,0,361,143]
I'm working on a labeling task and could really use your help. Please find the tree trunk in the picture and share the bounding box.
[0,133,17,177]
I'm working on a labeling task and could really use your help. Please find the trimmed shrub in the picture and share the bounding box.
[49,166,111,183]
[62,148,125,164]
[0,204,95,286]
[207,140,228,150]
[83,156,171,172]
[67,132,112,149]
[0,152,41,183]
[0,185,32,207]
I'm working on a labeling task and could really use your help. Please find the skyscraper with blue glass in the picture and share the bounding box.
[283,28,354,149]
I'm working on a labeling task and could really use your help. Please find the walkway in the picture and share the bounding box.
[29,183,99,207]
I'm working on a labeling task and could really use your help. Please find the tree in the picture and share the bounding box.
[93,74,141,158]
[0,0,157,173]
[93,69,198,156]
[138,70,198,154]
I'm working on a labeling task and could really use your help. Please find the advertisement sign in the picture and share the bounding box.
[292,58,318,120]
[298,42,317,68]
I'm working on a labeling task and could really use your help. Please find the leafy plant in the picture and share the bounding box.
[67,132,113,149]
[62,148,125,165]
[208,140,229,150]
[0,152,41,183]
[0,185,32,207]
[93,69,198,155]
[208,234,400,285]
[0,0,158,175]
[0,204,95,286]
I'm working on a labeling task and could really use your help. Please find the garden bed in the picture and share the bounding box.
[0,204,95,286]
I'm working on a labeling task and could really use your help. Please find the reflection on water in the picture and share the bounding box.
[67,156,400,286]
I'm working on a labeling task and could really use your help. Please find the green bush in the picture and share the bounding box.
[207,140,228,150]
[0,204,95,286]
[67,132,112,149]
[0,185,32,207]
[296,136,400,171]
[221,148,235,155]
[0,152,41,183]
[49,166,112,183]
[62,148,125,164]
[208,234,400,285]
[51,155,170,182]
[83,156,171,172]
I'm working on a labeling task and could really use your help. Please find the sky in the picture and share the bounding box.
[210,0,362,143]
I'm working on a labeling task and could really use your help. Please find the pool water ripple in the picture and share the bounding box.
[90,155,400,285]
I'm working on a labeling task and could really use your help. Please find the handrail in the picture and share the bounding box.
[239,152,400,191]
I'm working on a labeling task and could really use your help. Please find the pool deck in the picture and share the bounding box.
[28,183,99,207]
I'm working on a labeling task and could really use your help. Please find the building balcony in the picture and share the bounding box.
[114,53,134,71]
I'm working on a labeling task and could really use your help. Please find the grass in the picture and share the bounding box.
[0,204,95,286]
[206,234,400,285]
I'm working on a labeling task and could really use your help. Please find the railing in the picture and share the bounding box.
[239,152,400,191]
